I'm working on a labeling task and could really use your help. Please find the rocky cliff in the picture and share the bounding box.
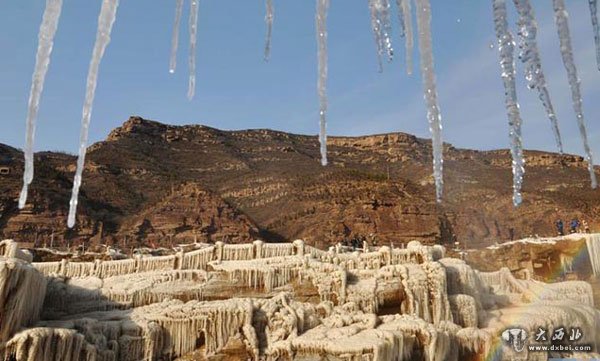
[1,116,599,249]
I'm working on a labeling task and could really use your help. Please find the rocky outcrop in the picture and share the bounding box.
[1,116,599,249]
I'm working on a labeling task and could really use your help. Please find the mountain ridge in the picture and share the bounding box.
[1,115,598,249]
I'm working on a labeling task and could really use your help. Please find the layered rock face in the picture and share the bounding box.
[1,116,600,249]
[1,239,599,361]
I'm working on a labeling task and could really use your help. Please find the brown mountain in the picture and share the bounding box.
[0,116,599,249]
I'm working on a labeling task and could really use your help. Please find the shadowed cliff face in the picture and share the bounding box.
[0,116,599,249]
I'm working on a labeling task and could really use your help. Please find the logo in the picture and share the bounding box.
[502,328,528,353]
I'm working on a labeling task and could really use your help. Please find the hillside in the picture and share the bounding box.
[1,116,599,249]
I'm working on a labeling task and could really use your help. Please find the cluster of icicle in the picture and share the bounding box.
[4,239,600,360]
[18,0,600,227]
[492,0,599,206]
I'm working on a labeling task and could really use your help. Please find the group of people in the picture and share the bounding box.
[555,218,591,236]
[341,234,378,251]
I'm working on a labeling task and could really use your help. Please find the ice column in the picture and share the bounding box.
[316,0,330,166]
[67,0,119,228]
[19,0,63,209]
[492,0,525,206]
[169,0,184,73]
[415,0,444,202]
[513,0,563,154]
[553,0,598,189]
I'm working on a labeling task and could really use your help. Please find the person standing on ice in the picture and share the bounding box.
[570,218,580,233]
[556,219,564,236]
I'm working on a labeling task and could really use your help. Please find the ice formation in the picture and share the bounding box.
[492,0,525,207]
[513,0,563,154]
[553,0,598,189]
[187,0,199,100]
[368,0,385,72]
[168,0,184,73]
[586,233,600,277]
[590,0,600,71]
[263,0,274,62]
[2,237,599,360]
[67,0,119,228]
[18,0,63,210]
[368,0,394,72]
[415,0,444,203]
[380,0,394,62]
[316,0,329,167]
[396,0,413,75]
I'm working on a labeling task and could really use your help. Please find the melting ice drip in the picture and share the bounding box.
[67,0,120,228]
[19,0,63,210]
[19,0,600,227]
[492,0,525,207]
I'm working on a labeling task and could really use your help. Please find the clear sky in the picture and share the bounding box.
[1,0,599,163]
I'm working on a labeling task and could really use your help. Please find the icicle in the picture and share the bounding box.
[168,0,184,73]
[492,0,525,206]
[316,0,329,166]
[67,0,119,228]
[18,0,63,209]
[553,0,598,189]
[188,0,199,100]
[415,0,443,202]
[399,0,413,75]
[368,0,385,72]
[380,0,394,62]
[396,0,406,37]
[590,0,600,71]
[513,0,563,154]
[264,0,274,62]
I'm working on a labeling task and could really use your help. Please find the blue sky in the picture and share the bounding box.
[1,0,599,163]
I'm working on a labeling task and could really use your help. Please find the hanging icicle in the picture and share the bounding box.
[492,0,525,207]
[513,0,563,154]
[316,0,329,167]
[67,0,119,228]
[590,0,600,71]
[398,0,413,75]
[19,0,63,210]
[415,0,444,203]
[396,0,406,37]
[368,0,385,72]
[169,0,184,74]
[380,0,394,62]
[553,0,598,189]
[188,0,199,100]
[264,0,274,62]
